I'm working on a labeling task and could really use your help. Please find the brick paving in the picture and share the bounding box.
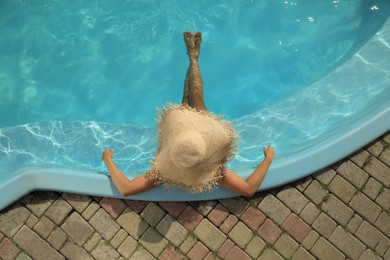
[0,132,389,260]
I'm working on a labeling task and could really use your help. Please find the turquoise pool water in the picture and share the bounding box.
[0,0,389,208]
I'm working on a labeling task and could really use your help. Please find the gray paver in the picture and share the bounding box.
[258,194,291,225]
[364,157,390,186]
[300,202,321,225]
[379,147,390,166]
[47,228,67,250]
[349,192,381,224]
[141,202,166,227]
[117,208,149,240]
[356,221,386,250]
[44,197,72,225]
[245,236,266,259]
[303,180,328,204]
[33,215,55,239]
[350,149,370,167]
[92,240,120,260]
[156,214,187,247]
[191,200,217,216]
[375,188,390,210]
[291,247,315,260]
[302,230,319,250]
[312,213,337,238]
[385,248,390,260]
[0,205,30,237]
[22,192,57,217]
[258,248,284,260]
[321,194,354,226]
[337,161,369,188]
[61,240,93,260]
[89,208,120,240]
[314,168,336,185]
[329,226,366,259]
[61,212,94,246]
[180,235,197,254]
[14,226,64,260]
[295,176,313,192]
[82,201,100,220]
[311,237,345,260]
[328,175,356,203]
[276,186,309,214]
[14,252,32,260]
[83,232,102,252]
[220,197,249,216]
[130,247,155,260]
[228,221,253,249]
[25,213,38,229]
[376,234,390,256]
[139,227,168,257]
[367,140,385,157]
[195,219,227,252]
[118,236,137,258]
[274,233,299,259]
[359,249,381,260]
[375,211,390,237]
[62,193,91,213]
[346,214,363,234]
[362,177,382,200]
[110,229,128,249]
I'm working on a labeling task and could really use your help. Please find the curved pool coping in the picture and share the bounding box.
[1,19,390,210]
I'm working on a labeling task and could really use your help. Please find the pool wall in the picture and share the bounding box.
[0,18,389,210]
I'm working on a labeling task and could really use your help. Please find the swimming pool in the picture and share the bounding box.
[1,0,389,209]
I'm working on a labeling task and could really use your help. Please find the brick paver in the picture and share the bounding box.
[283,213,311,243]
[0,237,20,260]
[240,206,266,230]
[257,219,282,244]
[207,203,230,226]
[187,241,209,260]
[0,132,389,260]
[178,206,203,230]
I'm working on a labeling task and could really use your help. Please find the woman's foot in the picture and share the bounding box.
[184,32,195,54]
[194,32,202,57]
[183,31,200,60]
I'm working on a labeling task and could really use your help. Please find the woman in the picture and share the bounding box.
[102,32,274,197]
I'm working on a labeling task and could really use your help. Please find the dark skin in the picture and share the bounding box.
[102,32,274,197]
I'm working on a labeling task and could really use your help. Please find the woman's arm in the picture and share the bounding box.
[219,146,274,197]
[102,149,156,196]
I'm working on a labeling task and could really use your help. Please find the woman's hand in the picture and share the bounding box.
[102,148,114,162]
[263,145,275,162]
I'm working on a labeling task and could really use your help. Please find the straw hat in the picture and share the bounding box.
[147,103,237,192]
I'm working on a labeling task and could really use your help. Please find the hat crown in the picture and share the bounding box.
[169,130,206,168]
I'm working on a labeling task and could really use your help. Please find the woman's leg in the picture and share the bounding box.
[181,68,190,105]
[183,32,206,110]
